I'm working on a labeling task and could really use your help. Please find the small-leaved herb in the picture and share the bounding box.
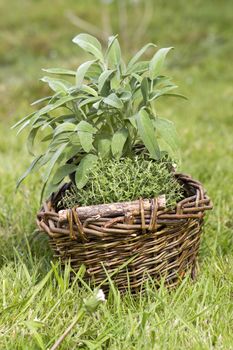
[61,156,183,209]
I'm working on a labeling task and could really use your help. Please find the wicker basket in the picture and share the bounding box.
[37,173,212,291]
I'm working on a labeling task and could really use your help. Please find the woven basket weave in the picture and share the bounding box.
[37,173,212,291]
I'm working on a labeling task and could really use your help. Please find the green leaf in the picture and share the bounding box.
[78,131,93,152]
[64,145,81,160]
[52,164,77,184]
[103,93,123,109]
[42,68,76,76]
[53,122,76,137]
[76,121,96,153]
[42,143,68,183]
[33,95,79,121]
[127,115,137,129]
[75,154,98,189]
[126,61,149,74]
[131,73,142,83]
[149,85,178,101]
[76,120,96,133]
[158,93,188,100]
[111,128,128,159]
[120,91,132,101]
[72,33,103,61]
[16,119,31,135]
[141,77,149,105]
[27,126,40,155]
[154,117,179,153]
[80,85,98,97]
[110,73,121,90]
[40,76,71,93]
[78,96,101,109]
[106,35,121,67]
[98,69,115,93]
[127,43,157,68]
[149,47,173,79]
[16,155,43,189]
[76,60,96,87]
[41,133,53,142]
[12,112,35,130]
[31,96,53,106]
[97,136,111,158]
[136,109,160,159]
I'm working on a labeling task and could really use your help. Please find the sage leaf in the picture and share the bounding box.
[136,109,160,159]
[149,47,173,79]
[16,155,43,189]
[31,96,53,106]
[97,136,111,158]
[76,120,96,133]
[141,77,149,105]
[154,117,179,153]
[76,60,96,87]
[53,122,76,137]
[75,154,98,189]
[76,121,96,152]
[106,36,121,67]
[42,143,68,183]
[111,128,128,159]
[42,68,76,76]
[52,164,77,184]
[103,93,123,109]
[72,33,103,61]
[40,76,71,93]
[127,43,157,68]
[27,126,40,156]
[98,69,115,93]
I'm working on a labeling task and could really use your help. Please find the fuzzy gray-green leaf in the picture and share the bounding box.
[16,155,43,189]
[98,69,115,94]
[106,36,121,68]
[42,68,76,76]
[149,47,173,79]
[97,136,111,158]
[76,60,96,87]
[42,143,68,183]
[111,128,128,159]
[75,154,98,189]
[141,77,149,105]
[154,117,179,153]
[127,43,157,68]
[78,131,93,153]
[136,109,160,159]
[72,33,103,61]
[52,164,77,184]
[103,93,123,109]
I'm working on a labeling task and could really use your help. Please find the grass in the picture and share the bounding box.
[0,0,232,348]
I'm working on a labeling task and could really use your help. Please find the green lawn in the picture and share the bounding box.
[0,0,232,349]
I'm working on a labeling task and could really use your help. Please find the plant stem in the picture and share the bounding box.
[49,309,85,350]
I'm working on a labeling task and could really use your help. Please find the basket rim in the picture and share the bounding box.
[37,172,213,224]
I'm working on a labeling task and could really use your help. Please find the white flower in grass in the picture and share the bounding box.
[84,289,106,313]
[96,289,105,302]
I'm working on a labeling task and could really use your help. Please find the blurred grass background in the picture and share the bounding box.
[0,0,232,349]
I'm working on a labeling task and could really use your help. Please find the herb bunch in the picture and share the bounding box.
[13,33,185,198]
[61,156,183,209]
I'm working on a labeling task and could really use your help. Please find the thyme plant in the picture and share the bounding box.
[61,157,183,208]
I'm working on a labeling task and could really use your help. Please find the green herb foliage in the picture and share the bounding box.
[61,157,183,208]
[13,33,185,198]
